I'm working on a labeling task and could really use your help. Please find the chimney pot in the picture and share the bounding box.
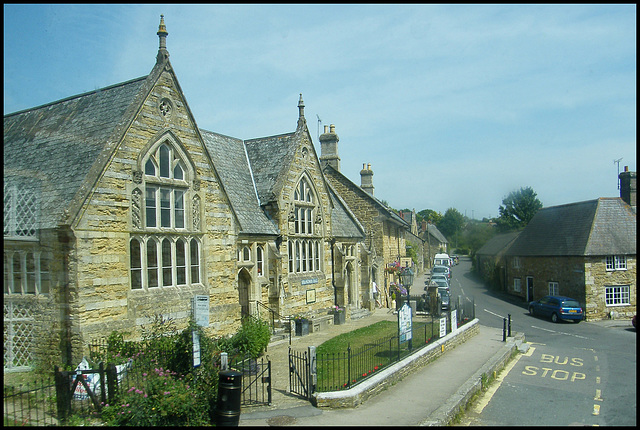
[624,166,629,172]
[330,124,335,133]
[367,163,371,170]
[324,125,329,133]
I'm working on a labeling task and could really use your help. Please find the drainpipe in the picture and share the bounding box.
[57,225,73,367]
[330,238,337,307]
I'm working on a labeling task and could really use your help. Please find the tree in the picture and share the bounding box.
[418,209,442,225]
[436,208,465,240]
[496,186,543,232]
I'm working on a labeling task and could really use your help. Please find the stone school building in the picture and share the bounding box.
[4,17,409,371]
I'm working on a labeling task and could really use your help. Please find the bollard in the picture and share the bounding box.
[502,318,507,342]
[212,370,242,426]
[508,314,512,337]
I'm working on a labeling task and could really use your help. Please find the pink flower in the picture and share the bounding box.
[164,391,170,395]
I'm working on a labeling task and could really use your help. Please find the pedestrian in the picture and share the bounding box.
[372,281,381,308]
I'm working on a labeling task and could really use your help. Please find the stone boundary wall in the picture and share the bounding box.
[422,332,525,426]
[312,318,480,408]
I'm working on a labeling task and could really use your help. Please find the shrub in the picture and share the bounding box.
[100,367,208,426]
[229,315,271,359]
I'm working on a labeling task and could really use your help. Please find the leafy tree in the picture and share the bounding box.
[436,208,465,239]
[496,186,543,232]
[418,209,442,225]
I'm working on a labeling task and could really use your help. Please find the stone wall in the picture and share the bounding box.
[69,69,239,360]
[584,256,636,320]
[506,255,637,321]
[313,319,480,408]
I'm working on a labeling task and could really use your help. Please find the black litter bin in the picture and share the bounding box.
[212,370,242,426]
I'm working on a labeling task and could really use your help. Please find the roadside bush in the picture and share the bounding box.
[100,367,208,426]
[228,315,271,359]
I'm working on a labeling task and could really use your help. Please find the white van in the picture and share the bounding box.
[433,253,451,267]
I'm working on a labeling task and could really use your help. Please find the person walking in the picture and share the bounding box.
[372,281,381,307]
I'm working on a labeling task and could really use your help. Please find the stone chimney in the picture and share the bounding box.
[360,163,374,196]
[319,124,340,171]
[619,166,636,210]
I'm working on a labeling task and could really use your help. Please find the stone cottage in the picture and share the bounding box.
[3,17,376,371]
[420,221,449,270]
[503,197,636,320]
[318,125,411,308]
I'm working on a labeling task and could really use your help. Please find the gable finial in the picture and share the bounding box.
[156,15,169,63]
[297,93,306,129]
[298,94,305,118]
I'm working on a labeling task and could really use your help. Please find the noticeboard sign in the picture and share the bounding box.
[192,295,210,327]
[439,316,447,338]
[398,303,412,343]
[192,330,201,368]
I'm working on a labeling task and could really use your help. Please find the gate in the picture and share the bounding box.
[229,356,272,406]
[54,362,115,423]
[288,347,315,400]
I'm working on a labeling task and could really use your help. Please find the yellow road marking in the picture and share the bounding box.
[592,404,600,415]
[471,347,532,414]
[594,389,603,401]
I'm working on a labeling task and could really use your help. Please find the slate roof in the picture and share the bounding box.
[327,184,365,240]
[4,76,148,229]
[244,132,299,205]
[505,198,636,257]
[200,129,279,236]
[323,165,409,228]
[476,231,520,256]
[424,224,448,245]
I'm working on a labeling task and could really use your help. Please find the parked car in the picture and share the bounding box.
[425,278,449,291]
[528,296,583,323]
[431,265,451,280]
[430,274,449,287]
[439,289,450,311]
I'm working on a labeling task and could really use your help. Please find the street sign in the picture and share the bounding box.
[398,302,412,343]
[439,316,447,338]
[192,295,209,327]
[192,330,201,368]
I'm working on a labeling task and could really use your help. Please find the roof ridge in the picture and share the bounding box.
[4,75,149,118]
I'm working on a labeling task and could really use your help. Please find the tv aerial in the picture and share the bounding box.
[614,157,623,189]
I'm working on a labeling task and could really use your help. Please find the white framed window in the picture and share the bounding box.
[131,138,201,290]
[513,278,521,293]
[144,143,188,230]
[4,250,50,295]
[288,175,322,274]
[548,282,559,296]
[4,184,38,239]
[513,256,520,269]
[130,236,201,290]
[257,246,264,276]
[605,285,630,306]
[239,246,251,262]
[605,255,627,271]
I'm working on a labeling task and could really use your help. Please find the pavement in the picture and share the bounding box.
[237,269,635,427]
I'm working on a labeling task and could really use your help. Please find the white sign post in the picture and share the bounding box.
[451,310,458,332]
[192,330,201,368]
[192,295,210,327]
[398,303,413,344]
[439,316,447,338]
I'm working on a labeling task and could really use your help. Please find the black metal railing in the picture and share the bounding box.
[4,377,58,426]
[315,298,475,393]
[256,300,292,344]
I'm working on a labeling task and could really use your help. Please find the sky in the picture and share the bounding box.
[4,4,636,220]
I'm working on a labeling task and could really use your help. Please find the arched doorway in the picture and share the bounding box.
[238,269,251,317]
[345,262,353,306]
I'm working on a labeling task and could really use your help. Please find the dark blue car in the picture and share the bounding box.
[528,295,583,323]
